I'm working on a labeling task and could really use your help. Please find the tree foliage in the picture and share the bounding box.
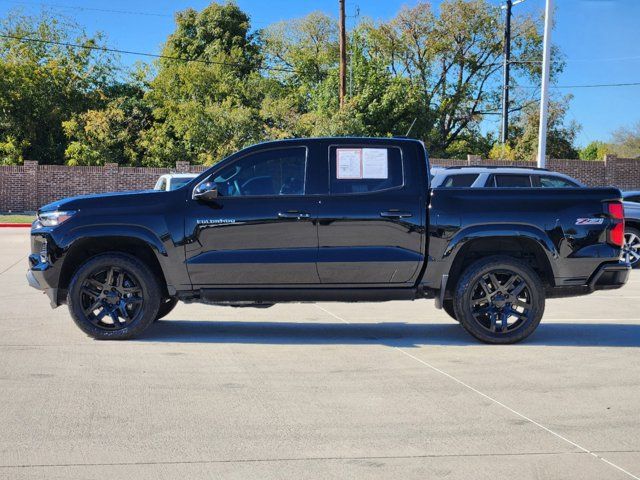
[0,1,583,166]
[609,121,640,158]
[579,141,609,161]
[0,11,116,164]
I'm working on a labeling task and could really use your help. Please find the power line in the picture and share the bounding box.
[0,0,274,25]
[2,34,637,90]
[512,55,640,65]
[515,81,640,89]
[0,33,304,74]
[0,0,171,17]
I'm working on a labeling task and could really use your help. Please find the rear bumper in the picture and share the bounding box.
[588,261,631,291]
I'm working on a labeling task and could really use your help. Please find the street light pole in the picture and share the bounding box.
[500,0,512,144]
[537,0,553,168]
[338,0,347,108]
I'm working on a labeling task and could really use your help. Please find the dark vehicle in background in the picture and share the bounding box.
[27,138,630,344]
[622,191,640,268]
[430,166,584,188]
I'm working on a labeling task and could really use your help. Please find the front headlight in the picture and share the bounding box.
[37,210,76,227]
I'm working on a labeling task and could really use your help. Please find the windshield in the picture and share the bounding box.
[169,177,194,190]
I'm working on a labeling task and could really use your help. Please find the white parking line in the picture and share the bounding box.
[0,254,27,277]
[314,304,640,480]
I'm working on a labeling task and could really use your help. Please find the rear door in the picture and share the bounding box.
[184,144,320,286]
[316,141,425,284]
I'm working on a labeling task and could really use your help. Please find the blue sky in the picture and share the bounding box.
[1,0,639,147]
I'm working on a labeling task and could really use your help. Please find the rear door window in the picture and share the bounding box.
[329,146,403,195]
[441,174,479,187]
[492,174,532,188]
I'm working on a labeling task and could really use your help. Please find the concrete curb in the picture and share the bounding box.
[0,223,31,228]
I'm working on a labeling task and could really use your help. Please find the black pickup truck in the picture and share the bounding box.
[27,137,630,343]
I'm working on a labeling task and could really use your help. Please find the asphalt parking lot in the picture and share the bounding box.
[1,228,639,480]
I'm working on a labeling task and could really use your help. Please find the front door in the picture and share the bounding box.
[184,145,320,286]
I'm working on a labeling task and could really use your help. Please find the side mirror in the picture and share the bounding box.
[194,181,218,201]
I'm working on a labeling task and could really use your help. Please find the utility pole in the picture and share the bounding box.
[537,0,553,168]
[338,0,347,108]
[500,0,512,144]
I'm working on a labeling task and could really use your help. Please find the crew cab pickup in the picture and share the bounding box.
[27,137,630,343]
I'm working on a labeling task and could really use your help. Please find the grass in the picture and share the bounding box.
[0,214,35,223]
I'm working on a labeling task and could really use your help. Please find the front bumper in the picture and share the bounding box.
[27,253,60,308]
[588,261,631,291]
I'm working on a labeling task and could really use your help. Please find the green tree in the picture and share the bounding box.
[364,0,560,156]
[141,1,264,166]
[579,141,609,161]
[509,96,580,160]
[609,121,640,158]
[63,83,153,166]
[0,11,116,164]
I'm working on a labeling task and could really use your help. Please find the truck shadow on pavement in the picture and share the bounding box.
[139,321,640,347]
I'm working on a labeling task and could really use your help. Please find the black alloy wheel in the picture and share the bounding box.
[80,266,144,329]
[453,256,545,344]
[68,253,161,340]
[469,271,532,334]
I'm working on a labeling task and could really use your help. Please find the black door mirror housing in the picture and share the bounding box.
[194,181,218,201]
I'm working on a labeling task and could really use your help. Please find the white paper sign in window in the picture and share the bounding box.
[336,148,362,179]
[362,148,388,179]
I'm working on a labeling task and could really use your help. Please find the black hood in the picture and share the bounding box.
[38,190,166,213]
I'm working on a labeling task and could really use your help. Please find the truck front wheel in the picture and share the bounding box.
[453,256,545,344]
[67,253,161,340]
[155,296,179,321]
[442,300,458,322]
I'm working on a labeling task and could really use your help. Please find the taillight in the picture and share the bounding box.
[607,202,625,247]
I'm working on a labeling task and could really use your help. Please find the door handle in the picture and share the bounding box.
[278,211,311,219]
[380,211,412,219]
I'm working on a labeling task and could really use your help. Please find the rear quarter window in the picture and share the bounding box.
[441,174,479,187]
[537,175,578,188]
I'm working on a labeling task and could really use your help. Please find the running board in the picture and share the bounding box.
[182,287,428,304]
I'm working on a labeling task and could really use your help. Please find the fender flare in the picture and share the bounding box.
[62,224,168,256]
[442,223,560,282]
[54,224,180,298]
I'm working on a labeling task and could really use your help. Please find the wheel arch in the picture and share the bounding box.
[58,235,170,304]
[443,228,557,298]
[625,218,640,232]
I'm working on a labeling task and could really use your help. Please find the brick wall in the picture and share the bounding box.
[0,156,638,212]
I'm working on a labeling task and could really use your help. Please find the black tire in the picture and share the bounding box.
[624,226,640,268]
[67,253,161,340]
[453,256,545,344]
[442,299,458,322]
[155,296,178,321]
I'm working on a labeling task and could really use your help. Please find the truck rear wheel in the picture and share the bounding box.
[67,253,161,340]
[453,256,545,344]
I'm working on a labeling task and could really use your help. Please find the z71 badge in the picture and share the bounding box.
[576,218,604,225]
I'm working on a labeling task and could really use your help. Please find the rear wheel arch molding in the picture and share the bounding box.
[442,227,558,297]
[443,224,559,261]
